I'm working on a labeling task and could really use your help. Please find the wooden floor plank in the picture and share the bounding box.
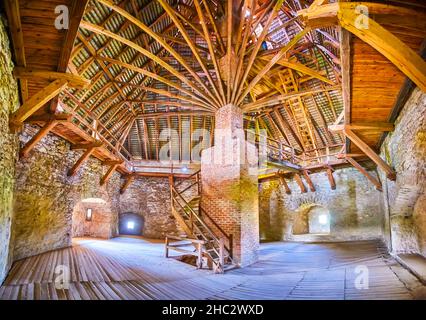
[0,237,423,300]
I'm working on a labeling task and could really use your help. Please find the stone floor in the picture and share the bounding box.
[0,237,424,300]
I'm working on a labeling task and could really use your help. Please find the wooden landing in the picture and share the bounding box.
[0,238,423,300]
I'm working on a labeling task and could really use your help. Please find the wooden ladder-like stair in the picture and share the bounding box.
[168,171,236,273]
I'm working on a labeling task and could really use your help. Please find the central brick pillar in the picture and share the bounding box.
[201,104,259,267]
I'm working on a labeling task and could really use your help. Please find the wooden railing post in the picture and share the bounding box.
[219,238,225,273]
[165,237,169,258]
[229,234,233,258]
[196,242,203,269]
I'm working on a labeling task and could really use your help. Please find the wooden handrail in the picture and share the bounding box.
[174,170,201,189]
[199,206,233,256]
[171,186,219,243]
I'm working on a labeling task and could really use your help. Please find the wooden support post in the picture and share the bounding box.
[279,175,291,194]
[100,161,123,186]
[218,238,225,274]
[68,142,103,177]
[120,174,135,194]
[326,168,336,190]
[346,157,382,191]
[165,237,169,258]
[302,170,316,192]
[9,79,68,132]
[19,120,57,158]
[343,128,396,181]
[294,173,307,193]
[196,242,202,269]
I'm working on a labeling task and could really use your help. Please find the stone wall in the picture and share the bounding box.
[72,200,118,239]
[0,15,20,285]
[259,167,383,242]
[379,88,426,256]
[119,176,180,238]
[12,125,121,260]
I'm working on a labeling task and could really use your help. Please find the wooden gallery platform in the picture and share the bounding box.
[0,237,424,300]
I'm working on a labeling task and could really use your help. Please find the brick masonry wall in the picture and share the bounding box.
[379,88,426,256]
[13,125,121,260]
[259,167,383,242]
[0,15,20,285]
[201,105,259,267]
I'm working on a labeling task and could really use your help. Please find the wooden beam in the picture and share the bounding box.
[98,0,221,107]
[343,128,396,181]
[339,7,426,92]
[237,28,310,106]
[279,175,291,195]
[71,142,103,151]
[326,168,336,190]
[68,142,103,177]
[9,80,69,132]
[19,120,58,158]
[329,122,394,132]
[346,157,382,191]
[102,160,124,166]
[120,175,135,194]
[294,173,307,193]
[302,170,316,192]
[4,0,28,101]
[157,0,223,107]
[26,113,72,124]
[300,3,426,91]
[243,85,340,111]
[58,0,90,72]
[336,153,365,159]
[79,21,216,109]
[100,163,121,186]
[13,67,90,89]
[262,58,335,85]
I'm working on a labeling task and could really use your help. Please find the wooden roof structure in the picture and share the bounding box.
[3,0,426,190]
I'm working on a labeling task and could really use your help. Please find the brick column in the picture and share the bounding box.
[201,104,259,267]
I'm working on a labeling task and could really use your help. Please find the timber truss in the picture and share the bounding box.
[4,0,426,192]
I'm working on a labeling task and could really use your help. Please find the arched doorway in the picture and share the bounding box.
[308,206,330,234]
[119,213,144,236]
[292,205,331,235]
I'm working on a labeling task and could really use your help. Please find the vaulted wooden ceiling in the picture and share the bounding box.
[3,0,426,185]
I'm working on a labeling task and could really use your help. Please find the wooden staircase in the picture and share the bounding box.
[168,171,236,273]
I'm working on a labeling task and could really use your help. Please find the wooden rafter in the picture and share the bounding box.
[10,80,69,132]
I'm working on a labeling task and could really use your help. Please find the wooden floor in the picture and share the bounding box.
[0,237,424,300]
